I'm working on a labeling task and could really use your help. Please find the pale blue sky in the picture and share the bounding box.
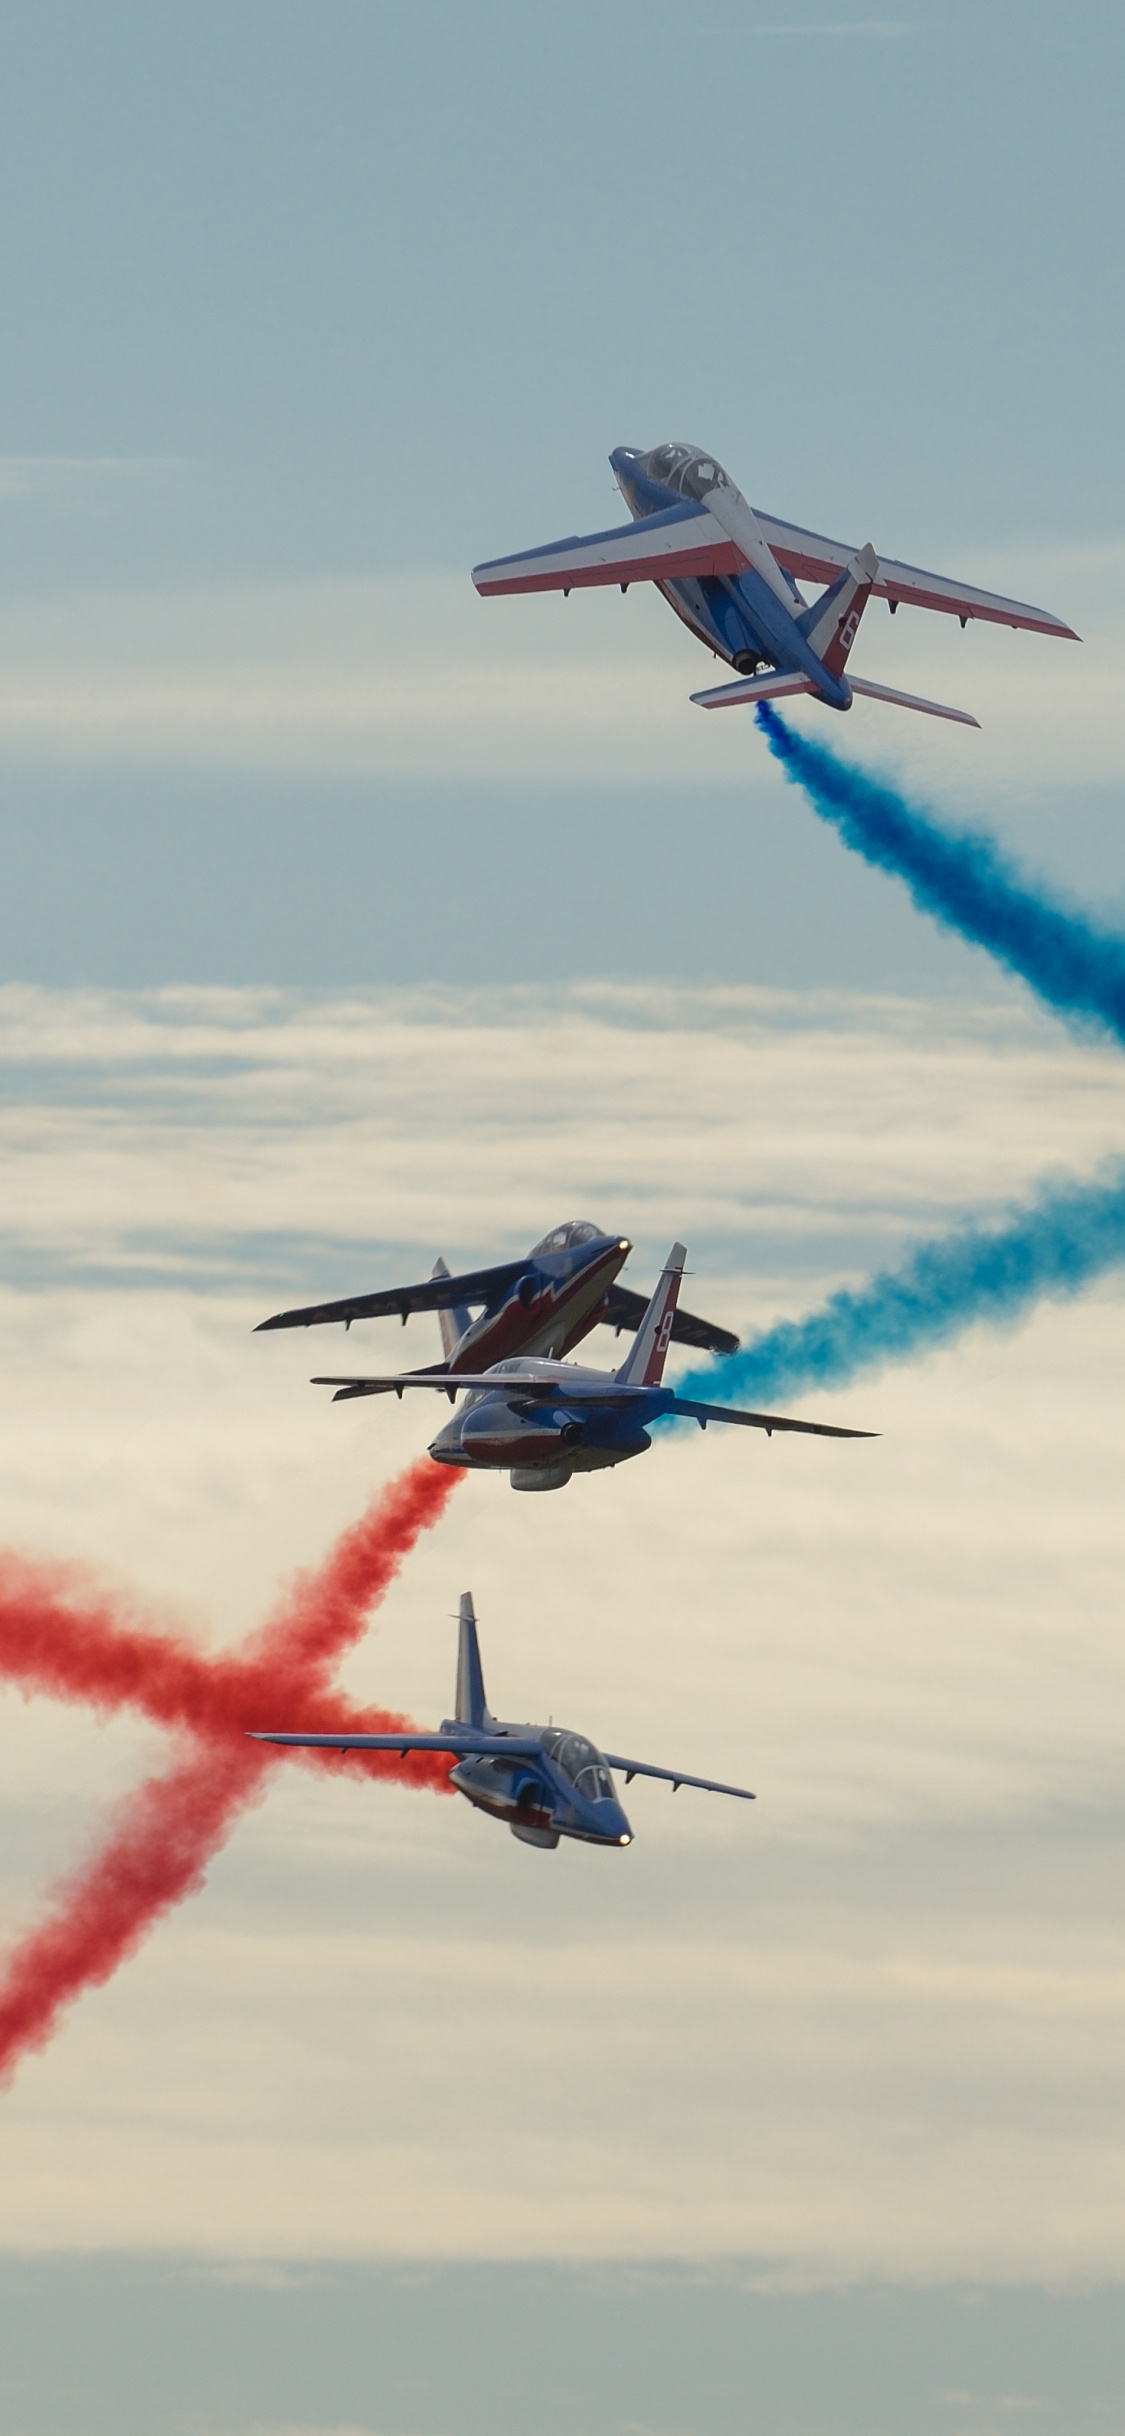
[0,0,1120,993]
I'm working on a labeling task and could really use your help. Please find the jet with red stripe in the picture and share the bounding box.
[472,442,1078,729]
[255,1218,739,1376]
[311,1242,875,1493]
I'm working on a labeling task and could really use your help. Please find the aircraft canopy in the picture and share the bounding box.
[643,443,733,503]
[531,1219,603,1254]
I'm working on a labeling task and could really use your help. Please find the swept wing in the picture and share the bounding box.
[310,1369,875,1438]
[473,500,1075,638]
[472,501,745,597]
[249,1729,543,1756]
[753,508,1077,638]
[602,1753,754,1799]
[601,1282,738,1357]
[255,1258,530,1333]
[249,1731,752,1801]
[259,1266,736,1352]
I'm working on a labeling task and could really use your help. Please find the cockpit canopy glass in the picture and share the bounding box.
[532,1220,603,1255]
[642,443,730,504]
[543,1730,617,1803]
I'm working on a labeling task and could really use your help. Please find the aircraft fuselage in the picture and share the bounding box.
[609,444,851,707]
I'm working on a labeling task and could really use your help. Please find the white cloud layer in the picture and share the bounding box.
[0,983,1124,2276]
[0,539,1117,793]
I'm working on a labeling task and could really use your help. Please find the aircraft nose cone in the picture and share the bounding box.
[609,446,642,478]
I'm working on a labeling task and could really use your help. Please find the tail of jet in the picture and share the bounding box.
[797,541,878,676]
[615,1243,686,1388]
[454,1592,493,1730]
[690,536,981,730]
[433,1257,473,1361]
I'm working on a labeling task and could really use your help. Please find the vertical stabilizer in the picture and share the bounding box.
[433,1257,473,1361]
[615,1244,686,1387]
[454,1592,492,1729]
[798,542,879,679]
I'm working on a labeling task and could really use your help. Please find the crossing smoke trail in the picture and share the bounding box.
[756,701,1125,1046]
[0,1457,459,2085]
[672,1163,1125,1412]
[677,707,1125,1410]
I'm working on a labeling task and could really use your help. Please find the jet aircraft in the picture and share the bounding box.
[252,1591,754,1849]
[472,442,1078,729]
[255,1217,738,1369]
[308,1242,874,1492]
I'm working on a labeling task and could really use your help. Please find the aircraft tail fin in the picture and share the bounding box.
[615,1244,687,1388]
[798,541,879,677]
[454,1592,492,1729]
[432,1257,473,1361]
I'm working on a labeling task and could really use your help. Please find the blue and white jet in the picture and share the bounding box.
[310,1241,873,1492]
[252,1592,754,1850]
[472,442,1078,729]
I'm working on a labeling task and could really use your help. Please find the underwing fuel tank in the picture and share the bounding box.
[510,1461,574,1493]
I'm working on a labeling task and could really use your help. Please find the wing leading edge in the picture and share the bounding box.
[472,501,745,596]
[753,508,1078,638]
[472,499,1076,638]
[601,1754,754,1799]
[249,1730,544,1755]
[258,1269,736,1352]
[308,1370,875,1438]
[255,1258,531,1333]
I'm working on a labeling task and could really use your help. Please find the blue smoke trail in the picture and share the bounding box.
[671,1163,1125,1411]
[756,701,1125,1046]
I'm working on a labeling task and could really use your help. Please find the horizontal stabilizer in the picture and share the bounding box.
[600,1282,739,1357]
[847,675,980,727]
[691,671,813,711]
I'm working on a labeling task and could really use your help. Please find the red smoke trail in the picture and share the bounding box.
[0,1457,458,1757]
[0,1740,268,2079]
[0,1457,461,2084]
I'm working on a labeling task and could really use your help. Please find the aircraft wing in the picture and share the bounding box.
[670,1396,876,1440]
[602,1753,754,1799]
[249,1730,543,1756]
[311,1371,648,1403]
[255,1257,531,1334]
[752,508,1078,638]
[472,502,746,597]
[312,1371,874,1436]
[599,1284,739,1357]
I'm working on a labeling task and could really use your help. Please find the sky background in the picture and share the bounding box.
[1,4,1124,2433]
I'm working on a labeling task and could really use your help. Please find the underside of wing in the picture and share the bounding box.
[752,508,1079,638]
[601,1753,755,1800]
[249,1729,543,1756]
[472,503,746,597]
[255,1258,530,1333]
[672,1396,876,1440]
[311,1372,647,1404]
[599,1283,740,1357]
